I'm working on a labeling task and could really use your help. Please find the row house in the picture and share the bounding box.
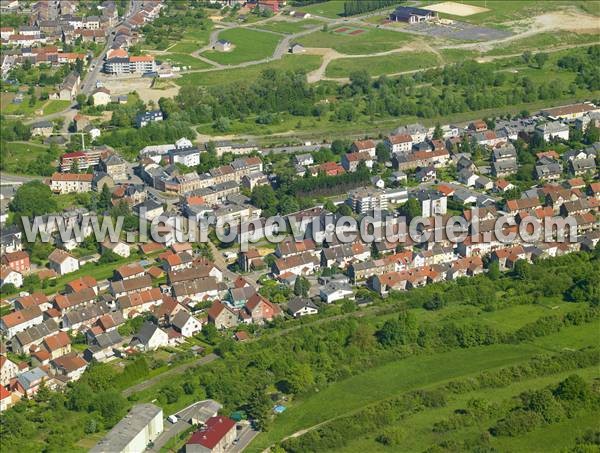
[392,148,450,171]
[275,238,318,259]
[11,319,60,354]
[54,287,96,313]
[117,287,163,319]
[110,275,152,298]
[171,277,219,304]
[321,242,370,268]
[350,139,376,158]
[273,251,320,276]
[0,306,44,339]
[62,302,111,332]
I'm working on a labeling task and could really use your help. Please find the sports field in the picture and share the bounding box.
[201,28,282,65]
[297,26,414,54]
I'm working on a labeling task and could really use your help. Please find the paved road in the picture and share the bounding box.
[122,353,219,397]
[231,425,260,452]
[0,172,42,185]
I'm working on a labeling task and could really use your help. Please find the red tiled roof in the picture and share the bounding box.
[187,416,236,449]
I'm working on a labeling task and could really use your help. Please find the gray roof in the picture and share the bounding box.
[287,298,318,314]
[64,302,110,326]
[170,310,192,330]
[320,281,353,296]
[17,367,48,390]
[90,404,163,453]
[14,319,59,347]
[31,120,53,129]
[93,329,123,348]
[133,321,161,345]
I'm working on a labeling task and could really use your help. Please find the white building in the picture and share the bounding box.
[91,404,164,453]
[0,266,22,288]
[385,134,412,155]
[48,249,79,275]
[50,173,93,194]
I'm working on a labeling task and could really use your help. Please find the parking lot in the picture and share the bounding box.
[409,20,512,41]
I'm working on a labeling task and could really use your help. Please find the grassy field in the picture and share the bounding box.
[431,1,600,25]
[201,28,282,65]
[325,51,440,78]
[296,26,414,55]
[0,141,54,174]
[42,100,71,115]
[333,366,599,452]
[254,18,322,34]
[248,343,548,451]
[296,0,347,18]
[176,54,322,87]
[159,53,213,70]
[485,31,600,56]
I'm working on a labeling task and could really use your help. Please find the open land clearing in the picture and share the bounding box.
[427,1,490,16]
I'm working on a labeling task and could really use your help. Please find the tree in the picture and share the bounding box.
[584,124,599,144]
[336,203,353,216]
[554,374,589,402]
[76,94,87,108]
[375,142,390,163]
[487,261,501,280]
[534,52,549,69]
[214,116,231,132]
[245,389,271,431]
[293,276,310,297]
[10,180,57,219]
[98,184,112,211]
[400,198,421,220]
[433,123,443,140]
[376,310,418,346]
[251,185,277,216]
[522,51,532,64]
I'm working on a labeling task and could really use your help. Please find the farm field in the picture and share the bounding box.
[176,54,322,87]
[254,18,322,34]
[201,28,282,65]
[296,25,414,54]
[325,51,440,78]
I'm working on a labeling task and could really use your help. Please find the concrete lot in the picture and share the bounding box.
[409,21,512,41]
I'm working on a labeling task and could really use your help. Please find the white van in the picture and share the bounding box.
[167,415,178,424]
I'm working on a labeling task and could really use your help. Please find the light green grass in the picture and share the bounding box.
[485,31,600,56]
[167,41,203,53]
[325,51,440,78]
[0,141,53,173]
[160,53,213,70]
[42,100,71,115]
[296,1,346,18]
[201,28,281,65]
[432,1,598,25]
[297,26,414,55]
[176,54,322,87]
[254,18,322,35]
[439,48,481,63]
[335,366,600,453]
[249,343,546,451]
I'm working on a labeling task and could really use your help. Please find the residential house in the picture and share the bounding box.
[385,134,412,155]
[101,239,130,258]
[0,306,44,338]
[110,275,152,298]
[207,301,239,330]
[0,355,18,386]
[341,151,374,172]
[350,139,376,158]
[13,367,48,398]
[50,172,93,194]
[30,120,54,137]
[51,353,87,381]
[186,416,237,453]
[58,71,80,101]
[131,322,168,351]
[320,281,354,303]
[100,154,128,181]
[0,266,22,288]
[287,298,318,317]
[171,277,219,304]
[170,311,203,338]
[91,87,111,106]
[243,293,282,324]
